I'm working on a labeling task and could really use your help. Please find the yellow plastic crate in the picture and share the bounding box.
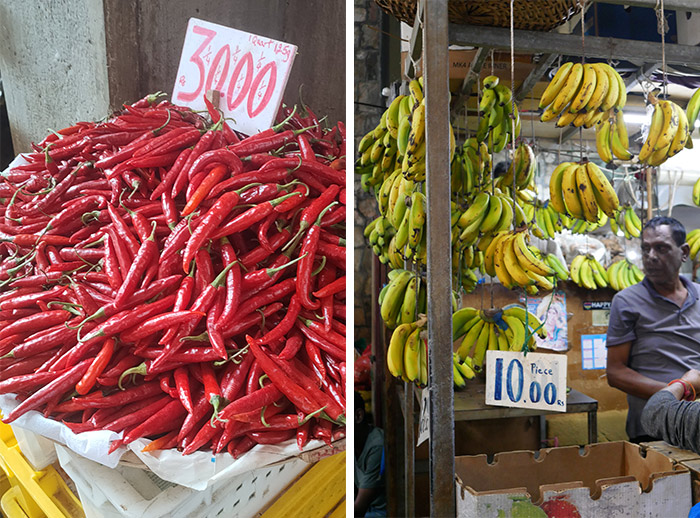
[261,451,346,518]
[0,420,84,518]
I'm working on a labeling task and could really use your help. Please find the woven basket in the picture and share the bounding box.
[375,0,582,32]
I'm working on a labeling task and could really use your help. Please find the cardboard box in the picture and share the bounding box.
[455,441,691,518]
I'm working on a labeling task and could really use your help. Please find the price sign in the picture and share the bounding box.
[173,18,297,136]
[416,388,430,447]
[485,351,567,412]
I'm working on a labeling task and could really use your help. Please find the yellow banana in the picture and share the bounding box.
[539,62,574,109]
[503,304,547,339]
[387,322,416,378]
[569,63,597,113]
[386,95,405,139]
[595,117,614,164]
[653,100,680,154]
[552,62,584,114]
[585,161,619,218]
[457,317,486,361]
[600,63,620,112]
[548,161,572,215]
[585,63,610,113]
[561,163,584,219]
[638,101,665,163]
[403,326,422,382]
[576,162,600,223]
[513,231,554,277]
[668,101,690,158]
[569,254,586,285]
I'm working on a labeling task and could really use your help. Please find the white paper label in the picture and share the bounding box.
[416,388,430,446]
[485,351,567,412]
[172,18,297,135]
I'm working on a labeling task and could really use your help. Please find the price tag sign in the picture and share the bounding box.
[416,388,430,447]
[173,18,297,136]
[485,351,567,412]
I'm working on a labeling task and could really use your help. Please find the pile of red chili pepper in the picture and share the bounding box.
[0,92,346,458]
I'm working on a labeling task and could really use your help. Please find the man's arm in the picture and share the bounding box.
[355,487,380,517]
[642,371,700,454]
[606,341,666,399]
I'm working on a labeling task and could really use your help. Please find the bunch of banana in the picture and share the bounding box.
[483,230,557,294]
[607,259,644,291]
[638,97,690,167]
[533,202,564,240]
[364,215,395,263]
[495,141,537,191]
[567,213,609,235]
[693,178,700,207]
[453,353,477,388]
[548,160,619,223]
[595,110,633,163]
[545,253,569,281]
[476,76,521,153]
[456,189,517,247]
[386,320,429,386]
[453,304,545,368]
[452,246,483,293]
[539,62,626,124]
[687,228,700,261]
[451,138,492,201]
[610,204,642,239]
[569,254,610,290]
[378,270,428,329]
[686,87,700,139]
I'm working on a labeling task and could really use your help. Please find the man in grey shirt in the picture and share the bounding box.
[606,216,700,443]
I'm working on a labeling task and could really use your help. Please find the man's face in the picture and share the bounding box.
[641,224,689,285]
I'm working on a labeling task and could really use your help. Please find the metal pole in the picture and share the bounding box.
[423,0,455,516]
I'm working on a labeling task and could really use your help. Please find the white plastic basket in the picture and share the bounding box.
[10,424,58,471]
[55,444,310,518]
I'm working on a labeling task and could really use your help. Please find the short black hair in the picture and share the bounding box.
[643,216,686,246]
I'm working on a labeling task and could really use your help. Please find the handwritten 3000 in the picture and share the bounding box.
[176,24,288,119]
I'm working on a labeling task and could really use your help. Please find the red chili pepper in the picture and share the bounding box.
[173,366,194,413]
[113,223,158,308]
[75,338,115,395]
[211,191,300,240]
[3,359,92,423]
[296,204,336,310]
[185,148,242,181]
[312,276,345,299]
[120,310,205,343]
[217,383,282,422]
[199,362,222,417]
[214,238,241,330]
[182,191,239,273]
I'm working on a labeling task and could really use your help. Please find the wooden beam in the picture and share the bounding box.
[423,0,455,516]
[449,23,700,66]
[514,53,558,103]
[593,0,700,11]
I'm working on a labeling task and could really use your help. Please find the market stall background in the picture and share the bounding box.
[354,1,700,516]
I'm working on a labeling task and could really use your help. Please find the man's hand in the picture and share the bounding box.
[680,369,700,398]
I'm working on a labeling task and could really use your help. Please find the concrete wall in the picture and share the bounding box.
[0,0,345,153]
[0,0,111,153]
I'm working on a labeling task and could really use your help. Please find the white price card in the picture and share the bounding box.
[416,388,430,447]
[172,18,297,136]
[485,350,567,412]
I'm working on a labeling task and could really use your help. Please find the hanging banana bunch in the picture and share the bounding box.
[638,96,690,167]
[569,254,610,290]
[378,270,429,329]
[455,189,519,247]
[452,305,545,370]
[451,138,491,202]
[548,161,619,223]
[476,76,521,153]
[595,110,633,163]
[387,319,429,387]
[685,87,700,141]
[610,204,642,239]
[495,141,537,192]
[452,246,484,293]
[687,228,700,261]
[539,62,626,126]
[607,259,644,291]
[532,202,564,240]
[482,230,557,295]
